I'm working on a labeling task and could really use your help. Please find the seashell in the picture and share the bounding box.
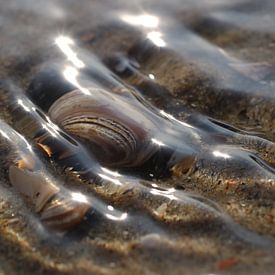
[9,161,90,231]
[40,193,90,231]
[47,88,159,167]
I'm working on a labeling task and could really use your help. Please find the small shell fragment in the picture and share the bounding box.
[9,165,60,212]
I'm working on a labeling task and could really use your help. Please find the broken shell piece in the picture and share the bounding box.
[9,165,60,212]
[171,155,197,177]
[17,154,36,170]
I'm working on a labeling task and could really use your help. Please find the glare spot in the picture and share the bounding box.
[213,150,231,159]
[17,133,33,152]
[42,123,57,138]
[98,173,122,185]
[63,66,90,95]
[107,205,114,211]
[26,144,33,152]
[160,110,194,129]
[101,167,121,177]
[55,36,85,68]
[148,73,155,80]
[0,129,10,141]
[121,14,159,28]
[63,65,78,82]
[150,188,178,201]
[17,99,31,112]
[147,31,166,47]
[46,118,60,131]
[71,192,88,204]
[151,138,166,147]
[105,212,128,221]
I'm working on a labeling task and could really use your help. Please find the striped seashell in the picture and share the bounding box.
[48,88,158,167]
[40,193,90,231]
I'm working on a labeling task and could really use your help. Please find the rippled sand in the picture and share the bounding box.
[0,0,275,274]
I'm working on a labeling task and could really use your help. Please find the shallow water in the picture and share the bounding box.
[0,0,275,274]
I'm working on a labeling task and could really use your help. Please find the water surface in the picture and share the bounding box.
[0,0,275,274]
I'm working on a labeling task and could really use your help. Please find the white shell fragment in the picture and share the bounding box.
[9,165,60,212]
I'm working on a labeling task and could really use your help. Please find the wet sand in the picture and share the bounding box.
[0,0,275,274]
